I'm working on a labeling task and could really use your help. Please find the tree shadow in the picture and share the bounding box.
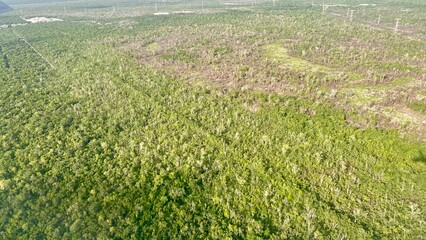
[413,150,426,164]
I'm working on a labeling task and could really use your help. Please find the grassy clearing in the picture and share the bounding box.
[146,42,158,51]
[263,43,361,83]
[342,88,379,105]
[410,102,426,114]
[263,43,331,72]
[370,77,415,90]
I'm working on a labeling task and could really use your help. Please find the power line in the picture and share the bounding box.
[12,30,57,70]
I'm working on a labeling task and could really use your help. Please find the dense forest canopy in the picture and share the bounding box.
[0,0,425,239]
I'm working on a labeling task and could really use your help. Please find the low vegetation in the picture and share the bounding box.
[0,0,425,238]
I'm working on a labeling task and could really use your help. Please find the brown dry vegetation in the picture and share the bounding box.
[115,11,426,139]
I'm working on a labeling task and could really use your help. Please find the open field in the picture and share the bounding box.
[1,0,425,238]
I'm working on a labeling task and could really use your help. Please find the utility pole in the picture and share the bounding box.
[394,18,401,32]
[202,1,204,12]
[322,3,329,14]
[349,10,355,22]
[155,4,158,11]
[346,8,350,18]
[377,14,381,25]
